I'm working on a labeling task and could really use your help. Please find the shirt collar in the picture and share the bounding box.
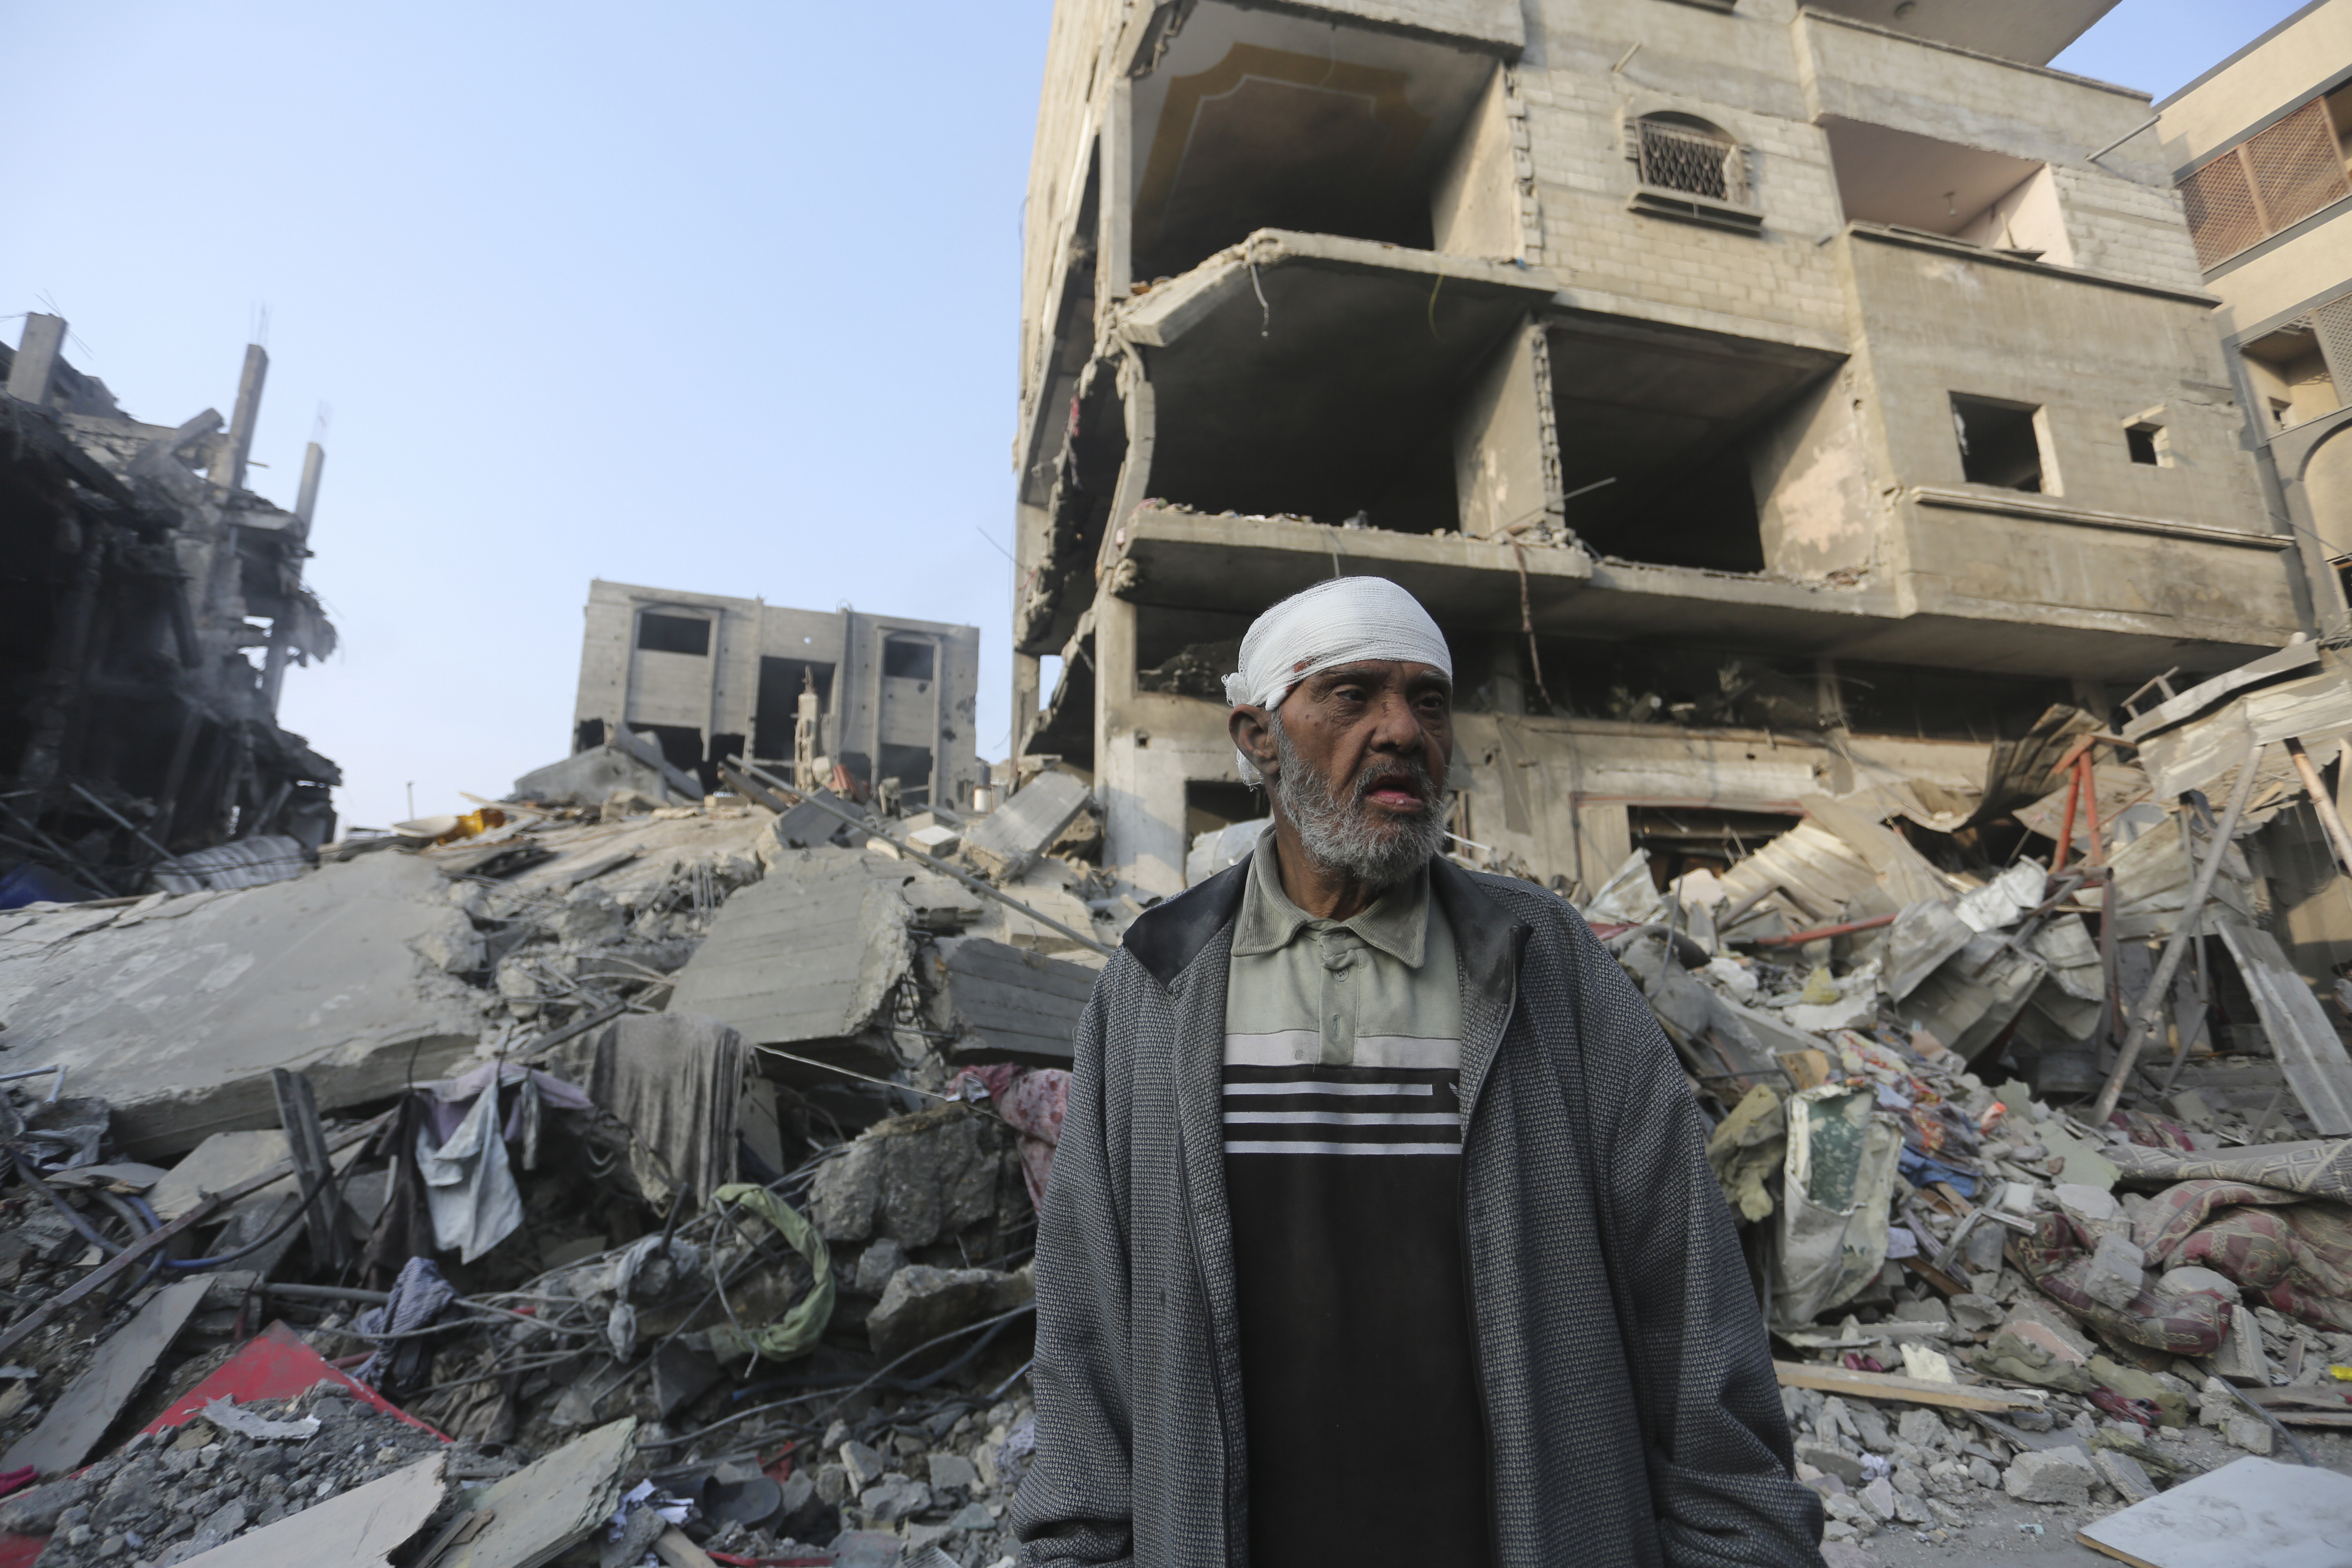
[1231,828,1431,967]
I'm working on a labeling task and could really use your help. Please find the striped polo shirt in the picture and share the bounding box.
[1221,830,1488,1567]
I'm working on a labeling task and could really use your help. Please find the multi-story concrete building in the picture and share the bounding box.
[2157,0,2352,626]
[1010,0,2311,897]
[568,579,982,809]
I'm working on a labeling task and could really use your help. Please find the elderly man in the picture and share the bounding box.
[1014,577,1822,1567]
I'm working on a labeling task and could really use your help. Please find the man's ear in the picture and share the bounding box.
[1229,704,1278,785]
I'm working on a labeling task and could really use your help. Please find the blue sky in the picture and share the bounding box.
[2,2,2310,830]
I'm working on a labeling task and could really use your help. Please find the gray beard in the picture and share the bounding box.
[1271,717,1450,889]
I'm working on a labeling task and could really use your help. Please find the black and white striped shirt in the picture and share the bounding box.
[1217,831,1487,1568]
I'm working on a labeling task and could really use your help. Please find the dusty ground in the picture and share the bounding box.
[1851,1422,2352,1567]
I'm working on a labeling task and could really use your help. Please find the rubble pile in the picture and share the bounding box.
[14,1390,459,1566]
[1556,652,2352,1553]
[0,742,1129,1566]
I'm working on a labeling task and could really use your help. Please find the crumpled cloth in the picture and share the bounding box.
[1219,577,1451,775]
[353,1256,458,1390]
[956,1065,1068,1210]
[417,1080,523,1263]
[699,1184,833,1363]
[588,1013,748,1210]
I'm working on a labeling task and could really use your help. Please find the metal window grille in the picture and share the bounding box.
[1637,119,1746,206]
[2179,97,2352,270]
[2314,294,2352,415]
[2180,154,2263,270]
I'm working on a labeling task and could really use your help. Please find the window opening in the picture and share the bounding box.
[882,637,936,682]
[1951,395,2049,492]
[1635,114,1746,205]
[636,612,710,656]
[2125,422,2168,467]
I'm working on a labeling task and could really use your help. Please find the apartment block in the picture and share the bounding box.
[2157,0,2352,622]
[569,579,981,809]
[1010,0,2305,896]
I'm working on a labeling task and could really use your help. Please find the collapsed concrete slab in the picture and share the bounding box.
[663,849,916,1081]
[0,852,487,1156]
[936,939,1093,1065]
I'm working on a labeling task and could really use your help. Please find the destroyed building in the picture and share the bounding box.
[2156,0,2352,618]
[1009,0,2307,899]
[566,579,982,808]
[0,312,339,904]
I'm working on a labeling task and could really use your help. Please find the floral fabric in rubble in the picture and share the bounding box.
[955,1064,1067,1211]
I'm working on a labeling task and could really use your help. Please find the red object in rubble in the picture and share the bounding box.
[1839,1352,1886,1374]
[142,1320,449,1442]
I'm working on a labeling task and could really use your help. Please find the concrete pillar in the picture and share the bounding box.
[260,441,325,717]
[1098,81,1133,302]
[217,344,268,490]
[293,441,325,522]
[6,314,67,405]
[1097,591,1188,895]
[1012,651,1042,757]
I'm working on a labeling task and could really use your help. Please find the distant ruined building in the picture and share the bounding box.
[0,313,339,902]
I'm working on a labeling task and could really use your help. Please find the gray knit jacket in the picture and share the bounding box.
[1012,855,1826,1567]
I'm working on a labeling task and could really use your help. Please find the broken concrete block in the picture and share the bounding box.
[552,885,626,945]
[866,1265,1033,1361]
[928,1453,981,1493]
[860,1473,931,1524]
[1949,1292,2004,1332]
[809,1105,1008,1247]
[1796,1442,1864,1485]
[962,771,1091,879]
[0,853,486,1156]
[2082,1232,2148,1310]
[408,906,486,973]
[940,938,1096,1064]
[2198,1375,2236,1429]
[2054,1182,2124,1238]
[1896,1408,1946,1450]
[838,1441,887,1490]
[2094,1448,2157,1503]
[853,1238,909,1296]
[1846,1400,1892,1453]
[1892,1491,1929,1525]
[666,849,914,1073]
[2212,1301,2270,1385]
[2005,1447,2095,1504]
[2223,1414,2276,1455]
[1860,1477,1899,1521]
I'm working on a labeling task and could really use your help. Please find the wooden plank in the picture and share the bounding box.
[2,1278,208,1477]
[1772,1361,2041,1412]
[2215,922,2352,1134]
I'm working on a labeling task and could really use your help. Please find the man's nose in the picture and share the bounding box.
[1368,690,1423,754]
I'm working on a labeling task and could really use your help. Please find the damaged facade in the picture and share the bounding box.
[0,313,338,904]
[2156,0,2352,626]
[1010,0,2306,900]
[568,579,981,809]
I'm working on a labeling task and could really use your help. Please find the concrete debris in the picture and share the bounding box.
[0,735,1139,1568]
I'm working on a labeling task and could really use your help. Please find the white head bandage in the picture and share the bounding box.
[1223,577,1452,777]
